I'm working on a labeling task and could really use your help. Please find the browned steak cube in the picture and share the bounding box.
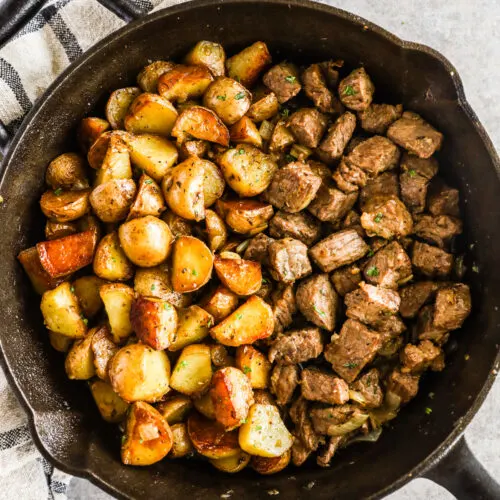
[412,241,454,278]
[324,319,383,382]
[427,181,460,217]
[350,368,383,408]
[289,397,319,451]
[319,60,343,87]
[270,283,297,334]
[342,210,365,238]
[400,152,439,180]
[413,214,463,249]
[301,369,349,404]
[269,210,321,246]
[309,229,369,272]
[387,111,443,158]
[317,436,344,468]
[417,304,450,345]
[316,112,357,164]
[296,273,339,331]
[292,439,312,466]
[268,327,323,365]
[270,364,299,405]
[345,135,400,176]
[243,233,274,265]
[399,281,439,318]
[399,170,429,214]
[363,241,412,289]
[331,264,363,296]
[338,67,375,111]
[287,108,328,148]
[302,63,342,114]
[360,171,400,211]
[358,103,403,134]
[268,237,312,284]
[310,404,367,434]
[333,159,369,191]
[376,314,407,339]
[262,62,301,103]
[400,340,443,374]
[307,181,358,223]
[433,283,471,330]
[386,369,420,404]
[361,197,413,239]
[307,160,331,180]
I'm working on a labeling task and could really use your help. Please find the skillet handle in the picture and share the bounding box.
[424,436,500,500]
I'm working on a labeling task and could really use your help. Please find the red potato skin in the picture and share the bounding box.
[213,256,262,296]
[17,247,65,294]
[78,117,110,152]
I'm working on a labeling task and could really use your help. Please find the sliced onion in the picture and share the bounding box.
[349,390,367,406]
[346,427,383,445]
[326,413,369,436]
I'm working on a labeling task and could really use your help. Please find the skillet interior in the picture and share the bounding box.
[0,1,499,498]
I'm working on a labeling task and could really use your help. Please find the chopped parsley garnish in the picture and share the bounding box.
[374,212,383,223]
[163,303,171,310]
[70,286,75,293]
[242,366,252,374]
[192,269,198,276]
[144,179,153,184]
[408,169,417,177]
[151,284,156,291]
[236,313,243,320]
[367,249,374,257]
[234,92,246,100]
[217,95,227,101]
[177,360,188,371]
[313,306,325,316]
[366,266,380,277]
[285,75,296,83]
[255,425,263,431]
[425,407,433,415]
[111,257,117,262]
[280,107,290,118]
[121,435,126,444]
[285,153,297,163]
[262,278,268,284]
[240,418,247,424]
[81,316,88,326]
[343,85,356,96]
[238,148,245,155]
[472,264,479,273]
[343,361,358,369]
[53,188,63,196]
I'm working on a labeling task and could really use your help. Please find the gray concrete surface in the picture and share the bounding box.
[68,1,500,498]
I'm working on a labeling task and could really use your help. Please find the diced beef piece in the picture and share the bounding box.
[358,103,403,134]
[289,397,319,451]
[417,305,450,345]
[376,314,407,340]
[253,390,277,406]
[291,439,312,466]
[316,112,356,164]
[360,171,400,212]
[268,238,312,284]
[302,63,343,114]
[287,108,328,148]
[427,181,460,217]
[333,159,369,192]
[400,152,439,180]
[271,283,297,334]
[263,62,301,103]
[361,197,413,239]
[350,368,383,408]
[412,241,454,278]
[308,160,332,180]
[387,111,443,158]
[369,237,389,254]
[296,274,339,331]
[338,67,375,111]
[345,282,401,327]
[386,369,420,404]
[269,210,321,246]
[400,171,429,214]
[265,162,322,213]
[413,214,463,249]
[310,404,366,435]
[342,210,365,238]
[308,181,358,223]
[400,340,444,374]
[324,319,383,382]
[345,136,400,177]
[310,229,369,272]
[317,436,344,468]
[363,241,412,289]
[301,369,349,405]
[268,327,323,365]
[270,364,299,405]
[399,281,439,318]
[433,283,471,330]
[319,60,343,87]
[331,264,362,296]
[243,233,274,266]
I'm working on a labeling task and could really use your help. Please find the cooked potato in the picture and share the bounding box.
[40,282,87,338]
[216,199,274,235]
[118,215,173,267]
[137,60,176,93]
[251,449,291,474]
[40,189,90,223]
[46,152,89,190]
[235,345,271,389]
[87,130,130,170]
[187,412,240,459]
[247,92,279,122]
[158,64,213,103]
[210,449,250,473]
[157,395,193,425]
[65,330,96,379]
[205,209,227,252]
[169,305,213,351]
[121,401,173,465]
[170,423,194,458]
[109,343,171,402]
[203,77,252,125]
[45,220,77,240]
[171,106,230,146]
[202,160,225,208]
[94,133,132,185]
[72,275,105,318]
[91,325,118,381]
[126,133,178,182]
[171,236,214,293]
[124,92,178,136]
[210,295,274,346]
[230,116,262,148]
[169,344,213,396]
[106,87,142,129]
[130,296,178,350]
[269,119,295,152]
[89,379,129,423]
[201,286,239,323]
[184,41,225,77]
[99,283,134,343]
[89,179,137,223]
[210,344,233,367]
[214,256,262,296]
[210,367,254,429]
[179,139,209,161]
[93,231,134,281]
[17,247,64,294]
[127,174,165,220]
[78,214,102,250]
[239,404,293,457]
[77,117,110,153]
[48,330,73,352]
[226,41,272,88]
[193,391,216,419]
[218,144,278,197]
[161,210,193,238]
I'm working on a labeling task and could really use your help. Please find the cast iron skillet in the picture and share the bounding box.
[0,1,499,498]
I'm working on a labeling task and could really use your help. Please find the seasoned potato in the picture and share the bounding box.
[170,423,194,458]
[251,449,291,475]
[78,214,102,250]
[94,133,132,185]
[91,325,118,381]
[247,92,279,122]
[46,152,89,190]
[193,391,216,419]
[118,215,173,267]
[48,330,73,352]
[201,286,239,323]
[40,282,87,338]
[89,179,137,223]
[121,401,173,465]
[93,231,134,282]
[187,412,240,459]
[239,404,293,457]
[161,210,193,238]
[268,119,295,152]
[17,247,64,294]
[65,330,96,379]
[137,60,176,93]
[218,144,278,196]
[235,345,271,389]
[172,106,230,146]
[158,64,213,103]
[72,275,105,318]
[88,131,130,170]
[40,189,90,223]
[210,367,254,429]
[171,236,213,293]
[230,116,263,148]
[157,395,193,425]
[216,199,274,236]
[210,344,234,368]
[124,93,178,136]
[169,305,213,351]
[203,77,252,125]
[205,209,227,252]
[99,283,134,343]
[127,174,165,220]
[45,220,77,240]
[105,87,142,129]
[214,256,262,296]
[77,117,110,152]
[226,41,272,88]
[202,160,225,208]
[210,449,250,473]
[109,343,171,402]
[130,296,178,350]
[210,295,274,346]
[89,379,129,423]
[184,41,225,77]
[169,344,213,396]
[179,139,209,161]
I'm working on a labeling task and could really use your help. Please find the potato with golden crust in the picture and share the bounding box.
[210,449,250,473]
[90,179,137,223]
[48,330,73,352]
[214,256,262,296]
[210,344,234,368]
[137,60,176,93]
[72,275,105,318]
[99,283,134,343]
[169,305,213,351]
[170,423,194,458]
[235,345,271,389]
[246,91,279,122]
[90,325,118,381]
[127,174,165,220]
[45,220,77,240]
[268,119,295,152]
[105,87,141,129]
[229,116,262,148]
[64,330,96,379]
[202,160,225,208]
[158,64,213,103]
[179,139,209,161]
[94,133,132,185]
[170,344,213,396]
[216,199,274,235]
[205,209,227,252]
[161,210,193,238]
[46,152,89,190]
[89,379,129,423]
[18,247,64,294]
[251,449,291,474]
[201,286,239,323]
[184,41,226,77]
[40,189,90,223]
[226,41,272,88]
[87,130,131,170]
[193,391,216,419]
[156,395,193,425]
[77,117,110,153]
[93,231,134,282]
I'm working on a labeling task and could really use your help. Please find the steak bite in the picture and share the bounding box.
[332,159,368,192]
[324,319,383,382]
[269,210,321,246]
[400,340,444,374]
[387,111,443,158]
[307,181,358,223]
[317,436,344,468]
[413,214,463,249]
[427,182,460,217]
[263,62,301,103]
[291,439,312,466]
[360,197,413,239]
[271,283,297,334]
[338,67,375,111]
[412,241,454,278]
[360,171,400,212]
[316,112,357,164]
[310,404,367,435]
[243,233,274,265]
[289,397,320,451]
[358,103,403,134]
[433,283,471,330]
[349,368,383,408]
[345,136,400,177]
[309,229,369,272]
[399,281,439,318]
[401,152,439,180]
[301,63,343,114]
[270,364,299,405]
[417,304,450,345]
[301,369,349,405]
[331,264,363,296]
[296,273,339,331]
[399,171,430,214]
[287,108,328,148]
[268,327,323,365]
[268,238,312,284]
[386,369,420,404]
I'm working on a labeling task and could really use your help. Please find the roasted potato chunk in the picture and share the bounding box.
[184,41,226,77]
[90,379,129,423]
[201,286,239,323]
[106,87,142,129]
[169,305,214,351]
[93,231,134,282]
[205,209,227,252]
[193,391,216,419]
[127,174,165,220]
[230,116,263,148]
[48,330,73,352]
[170,344,213,396]
[202,160,225,208]
[77,117,110,153]
[157,395,193,425]
[99,283,134,343]
[158,64,213,103]
[91,325,118,381]
[45,220,77,240]
[235,345,271,389]
[170,423,194,458]
[251,449,291,474]
[40,189,90,223]
[161,210,193,238]
[90,179,137,223]
[137,60,176,93]
[268,119,295,152]
[214,256,262,296]
[210,449,250,473]
[246,91,279,122]
[216,199,274,235]
[87,130,131,170]
[46,152,89,190]
[18,247,64,294]
[72,275,105,318]
[226,41,272,88]
[179,139,209,160]
[210,344,234,368]
[65,330,96,379]
[94,133,132,185]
